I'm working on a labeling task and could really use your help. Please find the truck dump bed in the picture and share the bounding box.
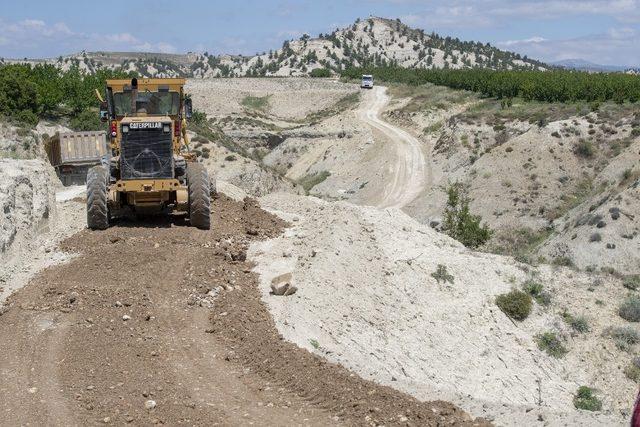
[47,131,109,186]
[47,131,108,167]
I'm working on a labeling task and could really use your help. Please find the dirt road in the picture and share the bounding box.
[356,86,427,209]
[0,195,481,426]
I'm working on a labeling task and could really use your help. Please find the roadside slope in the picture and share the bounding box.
[250,193,629,426]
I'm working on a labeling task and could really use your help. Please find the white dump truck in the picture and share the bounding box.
[361,74,374,89]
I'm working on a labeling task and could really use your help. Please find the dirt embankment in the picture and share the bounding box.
[0,159,55,255]
[250,193,630,426]
[0,195,483,426]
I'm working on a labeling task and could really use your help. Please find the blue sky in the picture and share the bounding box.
[0,0,638,66]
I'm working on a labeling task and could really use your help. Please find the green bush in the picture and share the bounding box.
[496,290,532,321]
[431,264,454,284]
[619,295,640,322]
[310,68,332,78]
[14,110,39,126]
[573,386,602,411]
[442,182,492,248]
[0,63,131,123]
[69,108,102,131]
[536,332,568,358]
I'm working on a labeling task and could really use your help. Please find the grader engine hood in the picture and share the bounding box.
[119,117,174,180]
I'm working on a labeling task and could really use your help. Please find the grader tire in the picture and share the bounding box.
[187,163,211,230]
[86,165,109,230]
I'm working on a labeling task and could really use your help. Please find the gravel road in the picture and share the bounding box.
[356,87,428,209]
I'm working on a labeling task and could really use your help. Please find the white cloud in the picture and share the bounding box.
[500,36,547,46]
[0,18,177,58]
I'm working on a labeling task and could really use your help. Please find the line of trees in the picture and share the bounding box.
[343,67,640,103]
[0,63,130,126]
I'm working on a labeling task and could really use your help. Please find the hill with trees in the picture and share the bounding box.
[1,17,547,78]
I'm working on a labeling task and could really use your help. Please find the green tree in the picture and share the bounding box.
[442,182,492,248]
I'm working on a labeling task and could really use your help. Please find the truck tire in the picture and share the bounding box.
[187,163,211,230]
[86,165,109,230]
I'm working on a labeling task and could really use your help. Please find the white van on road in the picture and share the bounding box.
[361,74,374,89]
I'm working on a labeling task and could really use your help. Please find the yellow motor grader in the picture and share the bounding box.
[87,77,210,229]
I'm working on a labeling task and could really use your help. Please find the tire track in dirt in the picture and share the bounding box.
[356,86,428,209]
[0,195,484,426]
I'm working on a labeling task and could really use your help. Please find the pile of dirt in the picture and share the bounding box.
[250,193,630,426]
[0,195,482,426]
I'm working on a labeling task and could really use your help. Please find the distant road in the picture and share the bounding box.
[356,86,426,209]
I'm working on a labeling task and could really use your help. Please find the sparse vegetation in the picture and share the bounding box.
[607,326,640,351]
[573,386,602,411]
[442,182,492,249]
[623,275,640,291]
[619,295,640,322]
[536,332,568,358]
[431,264,454,284]
[524,280,551,306]
[496,290,532,321]
[562,312,590,333]
[298,171,331,194]
[575,139,595,158]
[624,357,640,382]
[241,95,271,111]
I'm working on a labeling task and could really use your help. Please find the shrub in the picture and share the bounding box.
[575,140,595,158]
[624,357,640,382]
[496,290,532,321]
[608,326,640,351]
[619,295,640,322]
[431,264,454,284]
[589,233,602,243]
[225,154,237,161]
[442,182,492,248]
[310,68,331,78]
[573,386,602,411]
[562,312,590,333]
[552,256,574,267]
[524,280,552,306]
[536,332,568,358]
[623,275,640,291]
[14,109,39,126]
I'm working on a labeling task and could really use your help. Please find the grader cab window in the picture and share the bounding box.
[113,91,180,116]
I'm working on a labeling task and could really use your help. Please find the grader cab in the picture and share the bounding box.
[87,78,210,230]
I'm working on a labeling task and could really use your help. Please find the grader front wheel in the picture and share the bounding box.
[86,165,109,230]
[187,163,211,230]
